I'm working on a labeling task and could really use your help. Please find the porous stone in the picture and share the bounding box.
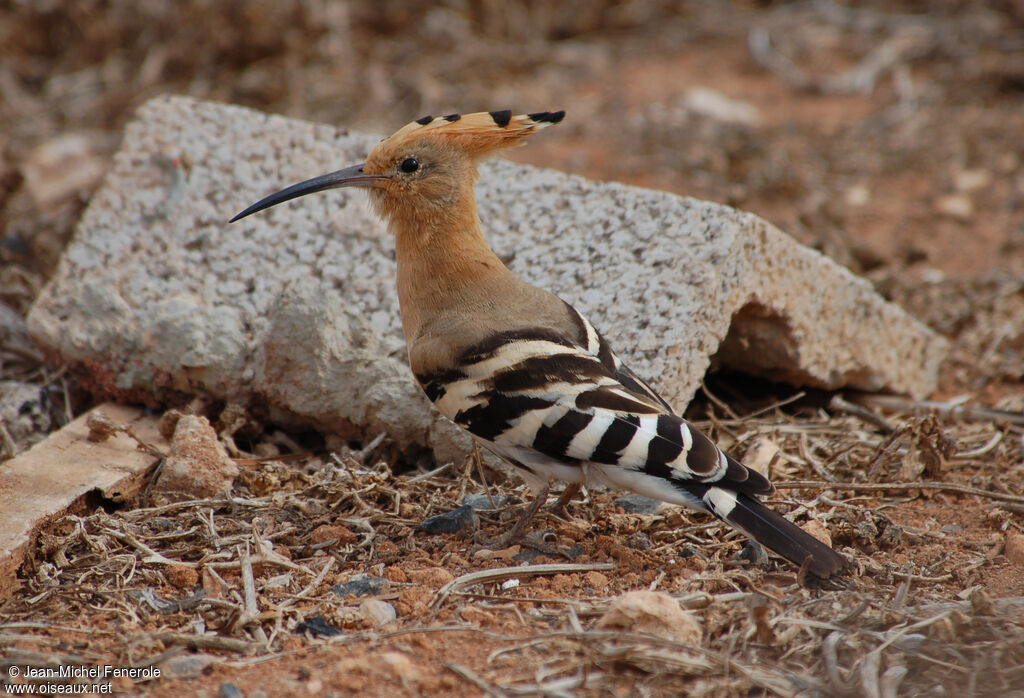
[28,96,946,465]
[596,590,702,643]
[153,414,238,497]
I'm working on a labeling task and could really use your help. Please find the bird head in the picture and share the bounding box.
[230,110,564,225]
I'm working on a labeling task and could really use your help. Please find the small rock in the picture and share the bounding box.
[472,545,521,561]
[742,437,780,476]
[159,653,217,679]
[844,184,871,207]
[614,494,662,514]
[166,565,199,588]
[461,493,510,510]
[85,410,119,442]
[596,590,702,644]
[624,532,653,551]
[682,87,761,127]
[21,133,107,208]
[359,598,397,626]
[801,519,833,548]
[405,567,455,587]
[377,651,420,686]
[735,540,770,568]
[1005,530,1024,566]
[154,415,239,497]
[419,504,476,534]
[158,409,184,441]
[202,567,226,599]
[955,169,991,192]
[0,380,50,450]
[295,615,343,637]
[383,565,409,583]
[936,193,973,220]
[218,683,243,698]
[331,574,388,598]
[459,605,498,625]
[310,524,357,545]
[513,544,583,563]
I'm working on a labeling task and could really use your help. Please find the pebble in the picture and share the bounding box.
[624,532,653,550]
[801,519,833,547]
[613,494,662,514]
[331,574,388,598]
[742,437,781,476]
[159,653,217,679]
[419,504,477,534]
[359,598,397,626]
[596,590,702,643]
[218,683,243,698]
[154,415,239,497]
[936,193,973,220]
[1005,530,1024,566]
[377,651,421,686]
[461,493,510,510]
[295,615,343,638]
[0,380,50,449]
[21,133,106,208]
[735,540,770,568]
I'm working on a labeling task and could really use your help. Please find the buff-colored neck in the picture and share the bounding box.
[384,189,510,344]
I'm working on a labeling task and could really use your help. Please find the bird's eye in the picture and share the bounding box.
[399,157,420,173]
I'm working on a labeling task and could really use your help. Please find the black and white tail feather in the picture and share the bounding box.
[416,304,851,582]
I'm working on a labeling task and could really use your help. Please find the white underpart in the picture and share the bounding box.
[592,464,709,512]
[565,412,616,460]
[492,443,586,492]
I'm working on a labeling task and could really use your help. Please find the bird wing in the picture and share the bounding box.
[416,324,771,496]
[413,307,850,582]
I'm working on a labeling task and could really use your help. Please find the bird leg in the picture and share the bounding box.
[474,484,550,549]
[548,483,581,520]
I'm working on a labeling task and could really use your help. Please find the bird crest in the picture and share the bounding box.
[377,110,565,161]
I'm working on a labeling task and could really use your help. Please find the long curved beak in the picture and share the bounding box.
[229,163,386,222]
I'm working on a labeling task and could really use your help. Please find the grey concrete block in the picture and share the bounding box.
[28,95,946,462]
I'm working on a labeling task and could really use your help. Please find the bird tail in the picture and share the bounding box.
[706,488,851,582]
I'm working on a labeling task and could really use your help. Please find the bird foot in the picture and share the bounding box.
[472,484,549,547]
[547,483,582,520]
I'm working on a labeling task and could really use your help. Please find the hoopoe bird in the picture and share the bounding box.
[232,110,851,582]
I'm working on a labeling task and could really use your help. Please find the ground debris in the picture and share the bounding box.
[0,394,1019,695]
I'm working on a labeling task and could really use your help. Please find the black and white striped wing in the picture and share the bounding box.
[415,323,851,581]
[416,327,770,495]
